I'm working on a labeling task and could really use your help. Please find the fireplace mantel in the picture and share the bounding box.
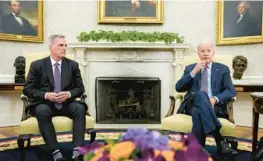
[68,42,190,50]
[68,42,190,95]
[68,42,191,121]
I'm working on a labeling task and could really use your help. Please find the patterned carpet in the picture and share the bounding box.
[0,130,252,152]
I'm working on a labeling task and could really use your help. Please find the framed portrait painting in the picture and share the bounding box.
[216,1,263,45]
[97,0,164,24]
[0,0,43,42]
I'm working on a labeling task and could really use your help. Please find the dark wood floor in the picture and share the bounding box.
[0,125,262,140]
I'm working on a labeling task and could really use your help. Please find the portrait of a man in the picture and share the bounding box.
[98,0,163,24]
[224,1,262,38]
[1,0,36,36]
[105,0,156,17]
[0,0,43,42]
[216,1,263,45]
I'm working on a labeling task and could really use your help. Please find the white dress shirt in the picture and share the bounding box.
[12,12,23,26]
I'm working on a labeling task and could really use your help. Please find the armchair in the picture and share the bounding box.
[161,55,238,149]
[17,52,96,161]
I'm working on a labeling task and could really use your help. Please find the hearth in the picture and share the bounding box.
[95,77,161,124]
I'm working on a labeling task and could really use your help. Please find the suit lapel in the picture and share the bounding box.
[45,57,54,88]
[211,63,219,90]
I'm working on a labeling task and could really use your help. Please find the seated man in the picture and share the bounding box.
[175,41,237,155]
[23,34,86,161]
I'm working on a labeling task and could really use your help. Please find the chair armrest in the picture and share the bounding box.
[20,94,33,121]
[75,94,91,116]
[227,97,236,124]
[165,94,184,117]
[21,94,28,102]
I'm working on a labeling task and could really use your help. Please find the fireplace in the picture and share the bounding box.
[95,77,161,124]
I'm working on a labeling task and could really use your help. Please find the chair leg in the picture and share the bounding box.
[86,128,96,143]
[17,134,32,161]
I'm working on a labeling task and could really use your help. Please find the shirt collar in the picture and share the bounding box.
[12,12,20,17]
[207,62,212,69]
[50,56,62,66]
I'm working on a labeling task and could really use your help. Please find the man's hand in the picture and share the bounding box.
[191,61,207,75]
[45,92,59,102]
[55,91,70,103]
[210,97,216,107]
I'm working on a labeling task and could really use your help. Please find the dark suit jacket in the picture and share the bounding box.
[175,62,236,118]
[23,56,86,113]
[1,14,37,36]
[232,12,260,37]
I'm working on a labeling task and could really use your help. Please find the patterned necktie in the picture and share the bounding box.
[200,68,208,94]
[54,63,62,110]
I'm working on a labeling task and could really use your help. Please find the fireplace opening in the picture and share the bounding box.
[95,77,161,124]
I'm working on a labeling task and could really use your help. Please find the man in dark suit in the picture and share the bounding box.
[1,0,36,36]
[176,42,237,155]
[23,34,86,161]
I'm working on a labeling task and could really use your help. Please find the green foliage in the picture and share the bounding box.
[84,152,95,161]
[77,30,184,44]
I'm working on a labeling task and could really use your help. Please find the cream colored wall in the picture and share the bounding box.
[0,1,262,127]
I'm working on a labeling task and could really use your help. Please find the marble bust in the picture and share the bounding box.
[232,55,248,79]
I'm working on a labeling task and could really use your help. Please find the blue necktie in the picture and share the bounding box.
[200,68,208,94]
[54,63,62,110]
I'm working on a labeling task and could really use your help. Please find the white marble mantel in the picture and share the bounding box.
[68,42,191,122]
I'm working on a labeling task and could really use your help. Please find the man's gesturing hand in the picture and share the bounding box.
[191,61,207,75]
[210,97,216,107]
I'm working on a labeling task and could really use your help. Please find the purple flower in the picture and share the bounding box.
[96,151,110,161]
[120,127,148,141]
[174,134,211,161]
[78,142,104,155]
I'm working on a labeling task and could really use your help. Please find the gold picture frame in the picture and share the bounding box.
[0,0,43,42]
[216,1,263,46]
[97,0,163,24]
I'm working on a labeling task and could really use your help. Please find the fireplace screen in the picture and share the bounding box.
[95,77,161,124]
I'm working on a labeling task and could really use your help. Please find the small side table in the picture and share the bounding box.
[250,92,263,156]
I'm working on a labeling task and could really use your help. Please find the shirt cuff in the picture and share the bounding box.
[190,71,196,78]
[67,91,71,98]
[213,96,219,103]
[44,92,48,99]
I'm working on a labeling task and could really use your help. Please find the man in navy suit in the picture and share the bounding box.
[176,42,237,155]
[1,0,36,36]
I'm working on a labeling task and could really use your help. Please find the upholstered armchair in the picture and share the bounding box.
[17,53,96,161]
[161,55,238,149]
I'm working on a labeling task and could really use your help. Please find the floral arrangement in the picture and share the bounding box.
[79,128,212,161]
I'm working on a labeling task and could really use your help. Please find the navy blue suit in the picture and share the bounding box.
[175,62,236,146]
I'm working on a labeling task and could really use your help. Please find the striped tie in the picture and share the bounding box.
[200,68,208,94]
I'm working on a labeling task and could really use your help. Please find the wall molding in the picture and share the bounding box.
[0,75,14,83]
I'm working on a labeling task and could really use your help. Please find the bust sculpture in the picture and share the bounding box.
[14,56,26,83]
[232,55,248,79]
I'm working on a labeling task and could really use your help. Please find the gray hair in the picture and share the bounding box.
[238,1,250,9]
[197,41,215,51]
[48,34,65,45]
